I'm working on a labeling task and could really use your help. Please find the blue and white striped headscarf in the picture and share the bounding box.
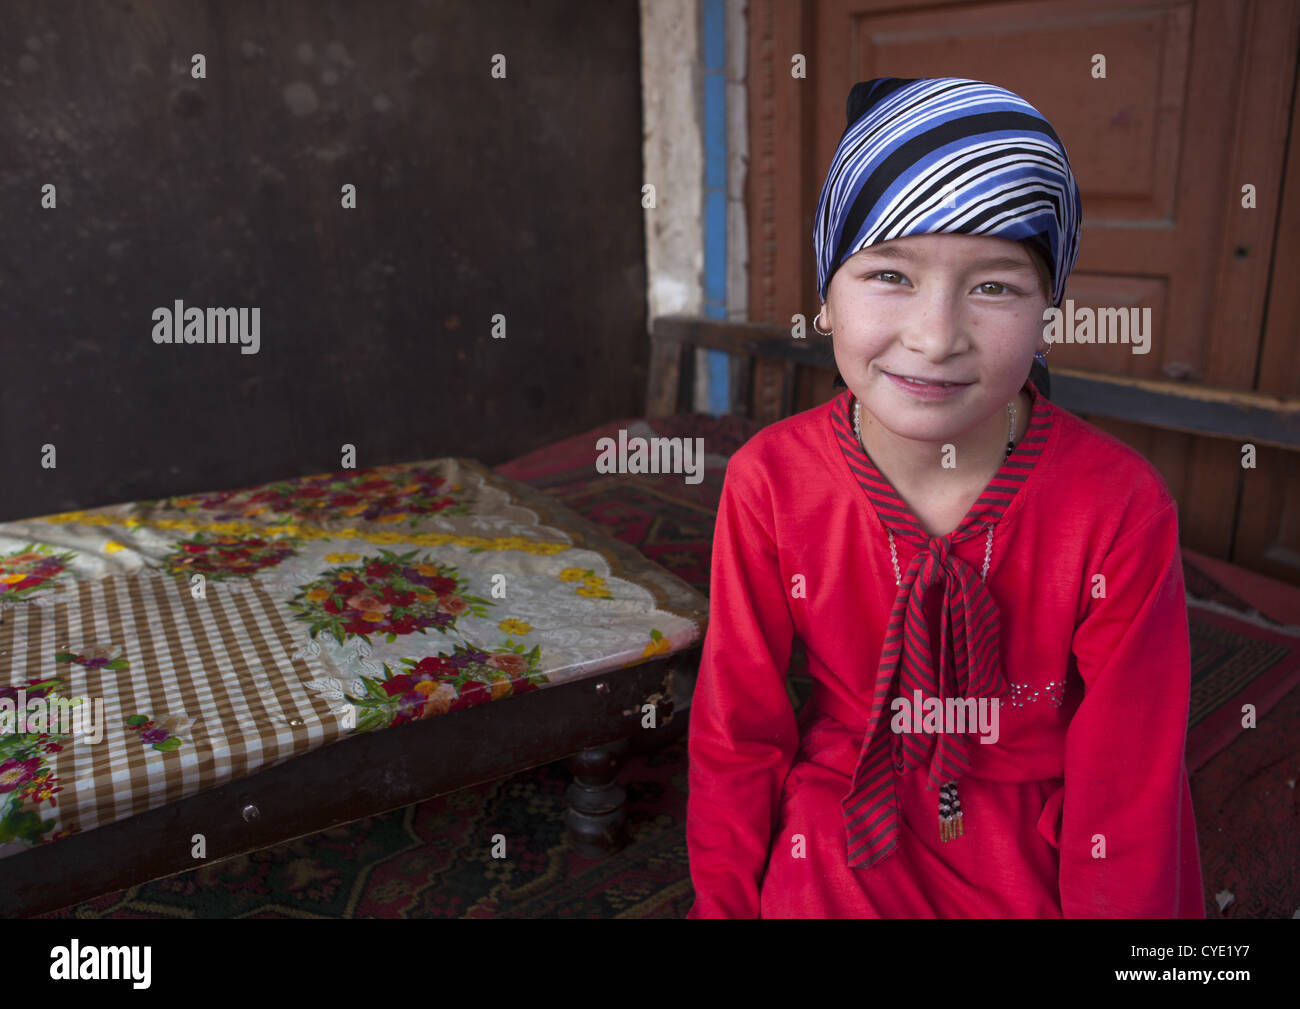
[814,78,1082,308]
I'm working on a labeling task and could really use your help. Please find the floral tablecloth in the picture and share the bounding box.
[0,458,708,859]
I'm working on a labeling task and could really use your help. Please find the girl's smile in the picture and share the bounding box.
[881,370,973,400]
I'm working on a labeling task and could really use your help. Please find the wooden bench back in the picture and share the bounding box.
[647,316,838,423]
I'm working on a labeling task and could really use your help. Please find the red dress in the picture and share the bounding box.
[686,382,1205,918]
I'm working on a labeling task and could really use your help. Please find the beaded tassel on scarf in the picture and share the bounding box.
[939,782,964,841]
[854,396,1015,845]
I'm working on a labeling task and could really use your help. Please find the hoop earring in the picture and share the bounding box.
[1034,343,1053,364]
[812,310,832,337]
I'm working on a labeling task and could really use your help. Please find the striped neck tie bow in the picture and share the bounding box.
[841,530,1009,868]
[830,388,1054,868]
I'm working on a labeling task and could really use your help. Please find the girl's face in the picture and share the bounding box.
[823,233,1049,447]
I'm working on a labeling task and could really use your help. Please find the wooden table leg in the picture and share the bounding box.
[565,737,631,856]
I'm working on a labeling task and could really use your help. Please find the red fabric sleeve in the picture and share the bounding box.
[686,460,798,918]
[1059,500,1205,917]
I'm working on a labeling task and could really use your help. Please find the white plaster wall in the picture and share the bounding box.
[640,0,704,325]
[640,0,746,411]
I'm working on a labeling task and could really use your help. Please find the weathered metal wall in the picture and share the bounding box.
[0,0,646,519]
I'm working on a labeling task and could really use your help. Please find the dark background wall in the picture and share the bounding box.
[0,0,647,520]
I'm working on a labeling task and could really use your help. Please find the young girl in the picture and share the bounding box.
[686,77,1205,918]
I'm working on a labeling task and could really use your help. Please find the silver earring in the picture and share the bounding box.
[812,310,832,337]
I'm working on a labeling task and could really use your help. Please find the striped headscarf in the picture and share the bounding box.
[814,77,1082,308]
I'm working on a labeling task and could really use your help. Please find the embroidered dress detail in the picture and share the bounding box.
[1006,680,1068,709]
[833,385,1054,867]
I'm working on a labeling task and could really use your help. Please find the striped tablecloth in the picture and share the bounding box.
[0,458,707,858]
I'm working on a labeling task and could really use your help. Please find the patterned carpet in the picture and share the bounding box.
[32,411,1300,918]
[39,734,696,919]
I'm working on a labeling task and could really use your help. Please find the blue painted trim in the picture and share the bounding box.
[702,0,725,67]
[704,191,728,306]
[702,0,729,416]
